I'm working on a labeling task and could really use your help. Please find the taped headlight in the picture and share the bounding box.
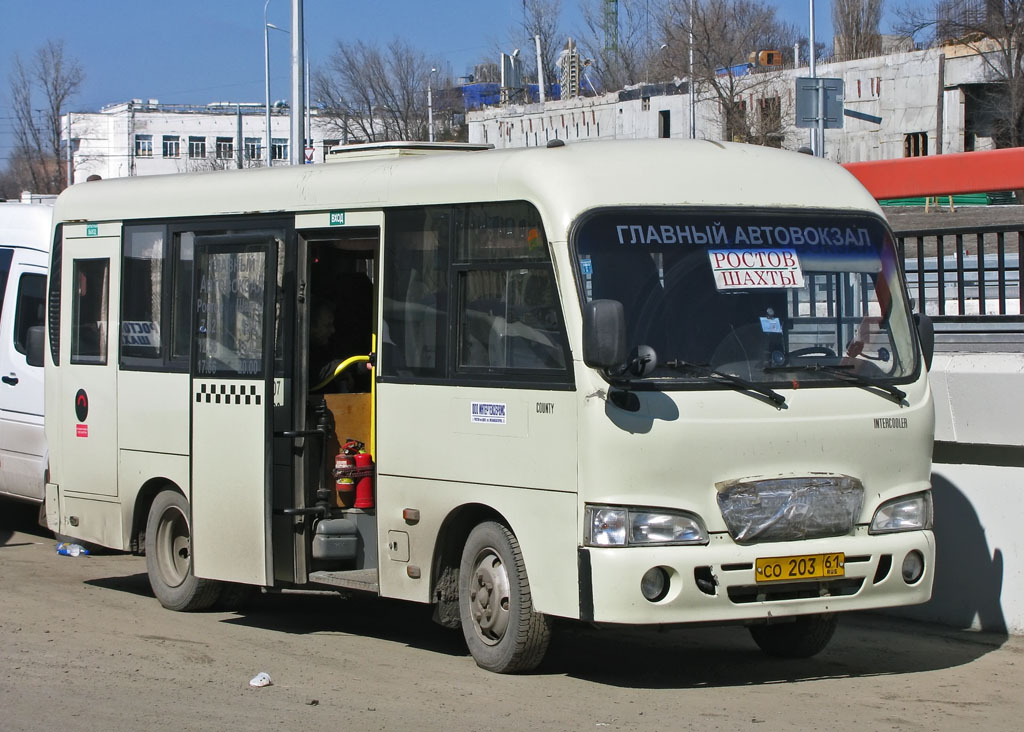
[870,492,933,534]
[586,506,708,547]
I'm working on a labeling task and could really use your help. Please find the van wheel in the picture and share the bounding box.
[748,613,839,658]
[458,521,551,673]
[145,490,220,611]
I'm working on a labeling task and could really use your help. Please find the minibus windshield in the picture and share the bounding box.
[573,209,917,388]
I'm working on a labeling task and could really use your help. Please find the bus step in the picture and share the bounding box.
[308,569,379,593]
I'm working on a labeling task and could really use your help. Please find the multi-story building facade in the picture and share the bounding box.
[62,100,342,183]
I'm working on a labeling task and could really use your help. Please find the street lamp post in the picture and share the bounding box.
[264,0,288,167]
[427,67,437,142]
[688,0,696,139]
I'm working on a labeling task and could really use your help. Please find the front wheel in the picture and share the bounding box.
[145,490,221,611]
[458,521,551,673]
[748,613,839,658]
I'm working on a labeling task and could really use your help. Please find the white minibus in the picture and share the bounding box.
[0,199,51,505]
[45,140,936,672]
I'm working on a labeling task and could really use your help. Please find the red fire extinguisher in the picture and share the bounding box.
[334,452,356,505]
[353,452,374,509]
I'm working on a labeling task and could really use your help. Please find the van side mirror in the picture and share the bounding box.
[913,312,934,371]
[26,326,45,368]
[583,299,627,369]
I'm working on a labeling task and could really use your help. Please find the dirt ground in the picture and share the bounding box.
[1,501,1021,732]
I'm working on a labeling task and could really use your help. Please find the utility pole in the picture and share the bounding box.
[809,0,823,156]
[535,35,546,103]
[65,113,73,187]
[236,104,244,169]
[290,0,305,165]
[688,0,695,139]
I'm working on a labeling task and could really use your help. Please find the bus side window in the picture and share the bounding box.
[382,209,450,378]
[13,273,46,355]
[121,226,165,362]
[71,258,110,365]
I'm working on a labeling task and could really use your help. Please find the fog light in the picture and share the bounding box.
[640,567,670,602]
[901,550,924,584]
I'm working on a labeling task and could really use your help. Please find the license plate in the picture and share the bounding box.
[755,552,845,583]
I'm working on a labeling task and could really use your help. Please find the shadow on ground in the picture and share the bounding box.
[85,566,1008,689]
[0,499,48,546]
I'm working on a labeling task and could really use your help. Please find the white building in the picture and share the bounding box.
[469,42,1006,163]
[62,100,344,183]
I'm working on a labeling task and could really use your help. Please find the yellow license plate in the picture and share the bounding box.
[755,552,845,583]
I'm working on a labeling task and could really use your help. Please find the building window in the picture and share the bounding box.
[271,138,288,162]
[641,97,651,111]
[244,137,262,162]
[904,132,928,157]
[188,136,206,159]
[658,110,671,138]
[216,137,234,160]
[135,134,153,158]
[759,96,782,148]
[725,100,748,142]
[162,135,180,158]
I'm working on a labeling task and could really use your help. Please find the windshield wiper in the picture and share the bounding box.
[664,359,786,408]
[766,362,906,404]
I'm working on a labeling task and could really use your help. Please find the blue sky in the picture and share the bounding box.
[0,0,915,164]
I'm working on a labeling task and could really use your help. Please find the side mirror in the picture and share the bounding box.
[582,299,627,369]
[26,326,45,368]
[913,312,934,371]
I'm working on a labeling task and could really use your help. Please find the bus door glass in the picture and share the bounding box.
[189,233,286,586]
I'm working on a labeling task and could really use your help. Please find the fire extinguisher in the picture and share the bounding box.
[353,451,374,509]
[334,452,356,505]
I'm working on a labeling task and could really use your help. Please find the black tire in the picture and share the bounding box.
[144,490,221,611]
[458,521,552,673]
[748,613,839,658]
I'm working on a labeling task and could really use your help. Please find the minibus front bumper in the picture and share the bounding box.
[577,527,935,625]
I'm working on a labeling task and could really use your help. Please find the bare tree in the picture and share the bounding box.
[314,38,446,143]
[6,39,84,193]
[662,0,798,144]
[516,0,565,87]
[834,0,885,59]
[575,0,653,90]
[898,0,1024,147]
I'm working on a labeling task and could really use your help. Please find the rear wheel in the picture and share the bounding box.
[748,613,839,658]
[145,490,221,611]
[458,521,551,673]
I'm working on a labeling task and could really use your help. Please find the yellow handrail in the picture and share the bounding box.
[312,354,370,391]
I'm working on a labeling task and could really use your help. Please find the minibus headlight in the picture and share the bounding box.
[630,510,708,545]
[586,507,627,546]
[586,506,708,547]
[869,492,933,534]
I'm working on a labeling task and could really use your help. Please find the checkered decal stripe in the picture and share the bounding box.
[194,382,262,406]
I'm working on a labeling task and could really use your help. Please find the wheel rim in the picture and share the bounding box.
[468,547,511,646]
[155,504,191,589]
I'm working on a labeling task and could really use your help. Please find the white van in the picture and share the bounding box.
[0,198,52,504]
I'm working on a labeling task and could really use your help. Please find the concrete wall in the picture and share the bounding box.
[469,44,1000,164]
[894,352,1024,634]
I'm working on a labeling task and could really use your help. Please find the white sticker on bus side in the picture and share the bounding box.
[471,402,507,425]
[708,248,805,290]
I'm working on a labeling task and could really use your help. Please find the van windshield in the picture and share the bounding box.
[573,209,917,387]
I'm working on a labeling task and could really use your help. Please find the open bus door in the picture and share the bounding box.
[189,232,293,586]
